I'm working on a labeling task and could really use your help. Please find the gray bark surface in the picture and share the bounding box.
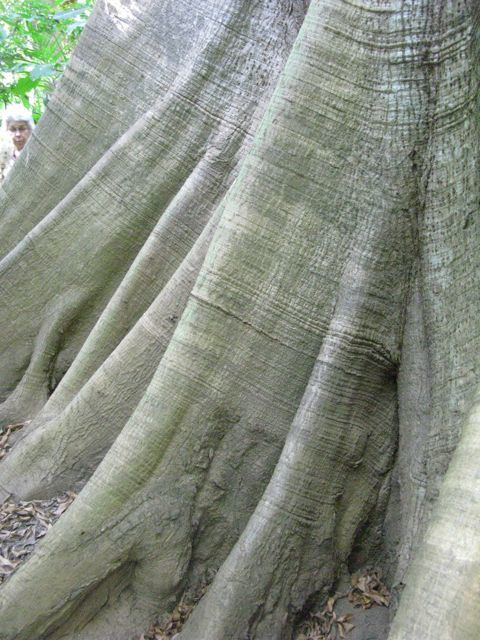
[0,1,478,639]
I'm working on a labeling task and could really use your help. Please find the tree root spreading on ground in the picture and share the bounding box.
[0,486,391,640]
[136,569,391,640]
[0,1,477,638]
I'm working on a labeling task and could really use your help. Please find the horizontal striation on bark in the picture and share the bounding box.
[0,1,478,639]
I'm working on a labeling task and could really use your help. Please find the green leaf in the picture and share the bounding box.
[10,75,40,97]
[0,0,93,117]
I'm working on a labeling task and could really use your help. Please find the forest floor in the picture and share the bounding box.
[0,422,393,640]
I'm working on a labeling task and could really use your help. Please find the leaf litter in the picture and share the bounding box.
[348,568,391,609]
[0,418,390,640]
[137,585,208,640]
[0,491,76,583]
[296,568,391,640]
[137,567,390,640]
[0,422,28,461]
[297,595,355,640]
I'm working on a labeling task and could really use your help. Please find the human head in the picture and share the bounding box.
[4,105,34,152]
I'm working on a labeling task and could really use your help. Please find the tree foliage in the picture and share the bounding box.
[0,0,92,120]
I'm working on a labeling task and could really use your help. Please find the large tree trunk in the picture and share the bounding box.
[0,1,478,639]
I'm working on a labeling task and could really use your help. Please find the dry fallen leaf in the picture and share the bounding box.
[0,491,76,583]
[296,592,355,640]
[137,585,208,640]
[337,615,355,638]
[0,422,29,460]
[349,568,391,609]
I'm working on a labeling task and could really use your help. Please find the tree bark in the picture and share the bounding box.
[0,1,478,639]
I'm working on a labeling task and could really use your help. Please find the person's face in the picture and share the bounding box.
[7,120,32,152]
